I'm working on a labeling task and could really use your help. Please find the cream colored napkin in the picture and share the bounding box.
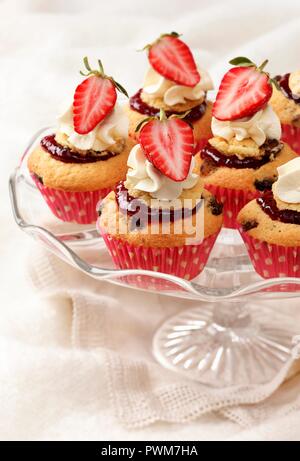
[27,245,300,429]
[3,0,300,437]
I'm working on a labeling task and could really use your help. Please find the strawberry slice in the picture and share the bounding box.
[73,57,128,135]
[148,33,200,87]
[213,66,273,121]
[139,117,194,182]
[73,76,116,135]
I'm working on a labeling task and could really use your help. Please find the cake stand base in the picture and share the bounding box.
[153,303,296,387]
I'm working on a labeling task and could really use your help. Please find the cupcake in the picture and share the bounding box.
[126,32,213,151]
[238,157,300,279]
[28,58,134,224]
[98,111,223,284]
[198,57,298,229]
[270,71,300,154]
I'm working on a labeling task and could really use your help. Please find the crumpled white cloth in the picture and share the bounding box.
[23,244,300,434]
[2,0,300,441]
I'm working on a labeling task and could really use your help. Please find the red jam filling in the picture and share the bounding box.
[129,89,207,123]
[41,135,117,164]
[257,191,300,225]
[275,73,300,105]
[200,139,282,170]
[113,181,206,225]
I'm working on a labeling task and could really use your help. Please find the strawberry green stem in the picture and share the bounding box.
[79,56,128,98]
[258,59,269,72]
[159,108,167,122]
[83,56,92,73]
[80,56,105,77]
[98,59,104,75]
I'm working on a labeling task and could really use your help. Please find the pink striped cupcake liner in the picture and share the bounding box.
[99,226,220,290]
[32,174,110,224]
[204,184,259,229]
[281,123,300,155]
[240,231,300,292]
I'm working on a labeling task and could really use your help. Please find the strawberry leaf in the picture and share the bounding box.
[229,56,255,67]
[135,117,156,132]
[113,80,129,98]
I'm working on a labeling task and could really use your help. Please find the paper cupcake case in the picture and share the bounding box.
[281,123,300,155]
[99,227,220,290]
[240,231,300,292]
[204,184,259,229]
[32,175,111,224]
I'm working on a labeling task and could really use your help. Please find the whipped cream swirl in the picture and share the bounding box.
[126,144,198,200]
[143,66,213,107]
[289,71,300,97]
[211,105,281,147]
[57,102,128,152]
[273,157,300,204]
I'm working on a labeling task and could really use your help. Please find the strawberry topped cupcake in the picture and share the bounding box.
[238,157,300,279]
[270,70,300,154]
[98,111,223,282]
[126,32,214,151]
[198,57,297,228]
[28,58,134,224]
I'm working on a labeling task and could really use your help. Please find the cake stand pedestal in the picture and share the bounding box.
[153,302,296,387]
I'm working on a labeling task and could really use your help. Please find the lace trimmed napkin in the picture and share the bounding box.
[28,245,300,429]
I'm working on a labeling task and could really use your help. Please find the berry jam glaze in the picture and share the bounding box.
[130,89,207,123]
[111,182,222,228]
[41,135,117,164]
[275,74,300,104]
[257,191,300,225]
[200,139,283,170]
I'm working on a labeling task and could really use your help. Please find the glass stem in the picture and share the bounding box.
[212,301,251,328]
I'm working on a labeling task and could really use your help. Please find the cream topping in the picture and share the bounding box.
[289,71,300,97]
[273,157,300,204]
[211,105,281,147]
[126,144,198,201]
[57,103,128,152]
[143,66,213,107]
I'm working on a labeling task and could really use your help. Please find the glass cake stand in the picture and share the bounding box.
[9,128,300,388]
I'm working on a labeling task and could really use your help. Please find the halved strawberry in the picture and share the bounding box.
[139,116,194,182]
[73,57,128,135]
[73,77,116,135]
[147,33,200,87]
[213,65,273,121]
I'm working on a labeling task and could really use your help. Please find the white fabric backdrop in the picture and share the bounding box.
[1,0,300,441]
